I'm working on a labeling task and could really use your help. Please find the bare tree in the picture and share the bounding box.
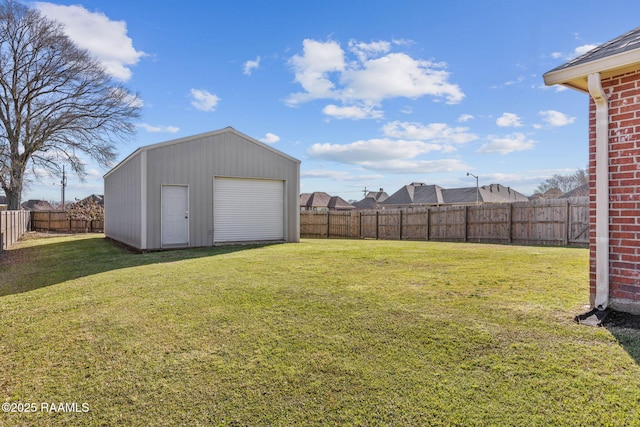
[534,168,588,197]
[0,0,141,209]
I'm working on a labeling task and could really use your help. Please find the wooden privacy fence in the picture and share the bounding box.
[30,211,104,233]
[0,210,30,251]
[301,198,589,247]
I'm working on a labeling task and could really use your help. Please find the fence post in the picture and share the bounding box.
[375,211,379,240]
[399,210,403,240]
[326,212,330,238]
[464,206,468,242]
[508,204,513,244]
[564,199,570,246]
[426,209,430,241]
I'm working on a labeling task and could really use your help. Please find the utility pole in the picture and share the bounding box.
[362,186,368,198]
[61,165,67,209]
[467,172,479,204]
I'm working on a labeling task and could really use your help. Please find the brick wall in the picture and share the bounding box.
[590,70,640,312]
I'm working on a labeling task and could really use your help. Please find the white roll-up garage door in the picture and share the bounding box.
[214,177,284,243]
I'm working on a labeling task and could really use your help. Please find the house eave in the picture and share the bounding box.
[543,48,640,92]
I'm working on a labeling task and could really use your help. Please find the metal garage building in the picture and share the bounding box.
[104,127,300,250]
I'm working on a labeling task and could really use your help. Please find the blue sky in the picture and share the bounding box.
[16,0,640,203]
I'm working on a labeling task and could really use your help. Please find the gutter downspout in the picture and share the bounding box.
[588,73,609,310]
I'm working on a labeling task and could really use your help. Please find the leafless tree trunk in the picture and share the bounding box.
[0,0,141,209]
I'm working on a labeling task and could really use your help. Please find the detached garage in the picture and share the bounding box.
[104,127,300,250]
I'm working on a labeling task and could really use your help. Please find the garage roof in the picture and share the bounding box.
[104,126,300,179]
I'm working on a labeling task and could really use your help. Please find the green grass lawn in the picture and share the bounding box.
[1,234,639,426]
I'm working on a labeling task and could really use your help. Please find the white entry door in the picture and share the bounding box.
[161,185,189,247]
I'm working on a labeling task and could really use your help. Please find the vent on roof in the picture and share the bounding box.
[411,182,426,186]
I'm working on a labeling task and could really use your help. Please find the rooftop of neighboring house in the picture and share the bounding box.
[21,199,55,211]
[559,183,589,199]
[352,189,389,210]
[300,192,354,211]
[382,182,528,207]
[382,183,444,206]
[74,194,104,206]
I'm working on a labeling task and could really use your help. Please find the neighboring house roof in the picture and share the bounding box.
[352,197,378,210]
[480,184,529,202]
[383,183,444,206]
[352,189,389,210]
[383,182,527,207]
[300,192,354,210]
[76,194,104,206]
[328,195,354,210]
[364,190,388,203]
[442,184,528,204]
[544,27,640,92]
[559,183,589,199]
[21,199,55,211]
[542,188,564,199]
[300,192,330,209]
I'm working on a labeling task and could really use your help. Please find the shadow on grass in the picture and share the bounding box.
[602,311,640,365]
[0,234,274,297]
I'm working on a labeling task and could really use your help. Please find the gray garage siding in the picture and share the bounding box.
[104,127,300,250]
[104,152,143,249]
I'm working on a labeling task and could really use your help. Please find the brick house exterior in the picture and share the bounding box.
[544,28,640,314]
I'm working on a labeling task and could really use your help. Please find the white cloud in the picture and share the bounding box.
[259,132,280,144]
[302,170,384,181]
[307,119,477,173]
[35,2,145,82]
[190,89,220,112]
[308,138,443,163]
[539,110,576,127]
[382,121,477,145]
[287,39,345,104]
[348,39,391,61]
[243,56,261,75]
[551,43,599,61]
[286,38,464,111]
[496,112,523,128]
[341,52,464,104]
[477,133,536,154]
[138,123,180,133]
[356,158,469,174]
[323,104,383,120]
[458,114,474,123]
[504,76,526,86]
[572,44,598,58]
